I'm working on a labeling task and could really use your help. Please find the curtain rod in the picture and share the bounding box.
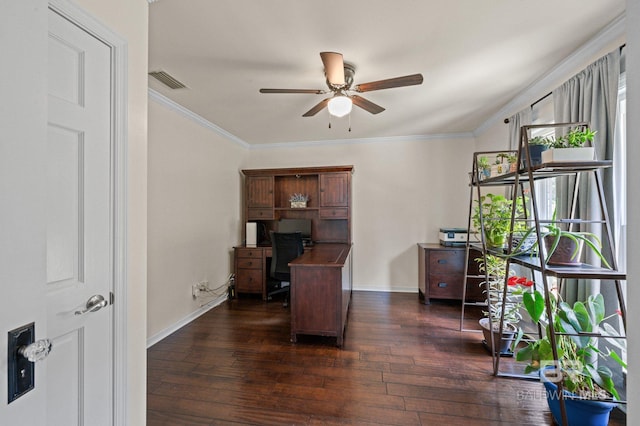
[504,92,552,124]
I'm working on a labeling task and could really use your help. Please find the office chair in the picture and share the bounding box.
[267,231,304,307]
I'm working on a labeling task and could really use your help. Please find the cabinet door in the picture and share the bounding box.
[247,176,274,208]
[319,172,349,207]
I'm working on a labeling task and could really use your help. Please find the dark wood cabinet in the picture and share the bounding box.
[418,243,483,304]
[320,172,349,207]
[246,176,274,220]
[246,176,273,208]
[234,246,267,298]
[241,166,353,245]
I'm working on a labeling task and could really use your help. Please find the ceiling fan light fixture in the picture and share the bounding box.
[327,95,352,117]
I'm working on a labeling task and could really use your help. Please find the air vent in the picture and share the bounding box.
[148,70,187,89]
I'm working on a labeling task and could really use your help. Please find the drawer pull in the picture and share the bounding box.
[437,259,447,264]
[438,282,448,288]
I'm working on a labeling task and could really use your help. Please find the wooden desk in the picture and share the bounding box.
[289,243,352,347]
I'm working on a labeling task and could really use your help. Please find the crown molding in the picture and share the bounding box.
[148,88,472,149]
[249,132,475,150]
[148,89,250,149]
[474,13,625,136]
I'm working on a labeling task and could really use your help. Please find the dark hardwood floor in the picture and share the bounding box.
[147,291,626,425]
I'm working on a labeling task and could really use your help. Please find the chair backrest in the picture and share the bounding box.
[270,232,304,281]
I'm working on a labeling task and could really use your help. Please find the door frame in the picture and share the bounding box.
[48,0,128,423]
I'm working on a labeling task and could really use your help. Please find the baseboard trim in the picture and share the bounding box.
[353,286,418,293]
[146,294,228,348]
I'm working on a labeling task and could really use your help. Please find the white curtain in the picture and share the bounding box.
[552,49,621,303]
[508,108,532,151]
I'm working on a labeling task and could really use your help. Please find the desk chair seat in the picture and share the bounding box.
[267,232,304,307]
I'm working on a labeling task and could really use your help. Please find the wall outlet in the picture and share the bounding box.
[197,280,209,291]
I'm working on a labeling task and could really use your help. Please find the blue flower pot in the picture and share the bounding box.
[527,144,549,166]
[541,368,616,426]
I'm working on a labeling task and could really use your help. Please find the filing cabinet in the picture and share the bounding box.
[417,243,483,304]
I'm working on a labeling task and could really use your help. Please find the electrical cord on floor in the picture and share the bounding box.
[198,274,235,308]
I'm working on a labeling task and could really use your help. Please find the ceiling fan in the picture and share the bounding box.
[259,52,424,118]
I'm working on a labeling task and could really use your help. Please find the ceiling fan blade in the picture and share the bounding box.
[260,88,325,94]
[320,52,345,86]
[354,73,424,92]
[302,98,330,117]
[351,95,385,114]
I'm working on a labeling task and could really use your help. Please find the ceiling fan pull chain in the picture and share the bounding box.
[348,112,352,132]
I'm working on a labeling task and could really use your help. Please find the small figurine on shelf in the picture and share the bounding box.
[289,193,309,208]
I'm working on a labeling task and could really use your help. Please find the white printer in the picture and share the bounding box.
[439,228,471,246]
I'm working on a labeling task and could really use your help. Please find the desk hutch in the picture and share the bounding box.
[234,165,353,345]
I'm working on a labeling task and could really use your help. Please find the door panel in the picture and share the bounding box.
[47,9,113,424]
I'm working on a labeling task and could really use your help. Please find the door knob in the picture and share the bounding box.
[74,294,108,316]
[19,339,52,363]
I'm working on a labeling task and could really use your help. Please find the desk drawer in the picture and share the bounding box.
[236,268,262,292]
[319,207,348,219]
[428,273,463,299]
[236,258,262,269]
[428,250,464,273]
[236,248,263,259]
[247,208,274,220]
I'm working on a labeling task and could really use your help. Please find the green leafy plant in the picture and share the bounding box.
[511,210,611,268]
[552,127,597,148]
[477,156,490,171]
[515,290,626,400]
[477,254,531,330]
[496,152,510,164]
[472,193,527,249]
[529,136,554,146]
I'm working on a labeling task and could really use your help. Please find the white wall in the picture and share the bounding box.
[246,137,476,291]
[147,99,246,339]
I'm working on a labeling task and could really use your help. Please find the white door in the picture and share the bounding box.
[46,8,114,425]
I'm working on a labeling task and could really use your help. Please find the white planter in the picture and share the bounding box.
[541,147,595,163]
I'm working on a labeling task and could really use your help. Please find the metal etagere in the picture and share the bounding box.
[460,123,627,426]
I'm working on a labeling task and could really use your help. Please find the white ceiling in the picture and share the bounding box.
[148,0,625,146]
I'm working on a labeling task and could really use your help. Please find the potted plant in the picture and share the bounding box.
[476,254,532,354]
[477,156,491,180]
[515,290,626,425]
[289,193,309,208]
[472,193,527,249]
[541,127,597,163]
[527,135,553,166]
[507,153,518,172]
[510,211,611,268]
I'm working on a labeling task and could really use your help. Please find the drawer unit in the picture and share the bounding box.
[417,243,483,304]
[234,247,265,298]
[428,249,465,274]
[247,208,274,220]
[319,207,349,219]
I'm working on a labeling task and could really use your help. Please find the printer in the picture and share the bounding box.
[439,228,471,246]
